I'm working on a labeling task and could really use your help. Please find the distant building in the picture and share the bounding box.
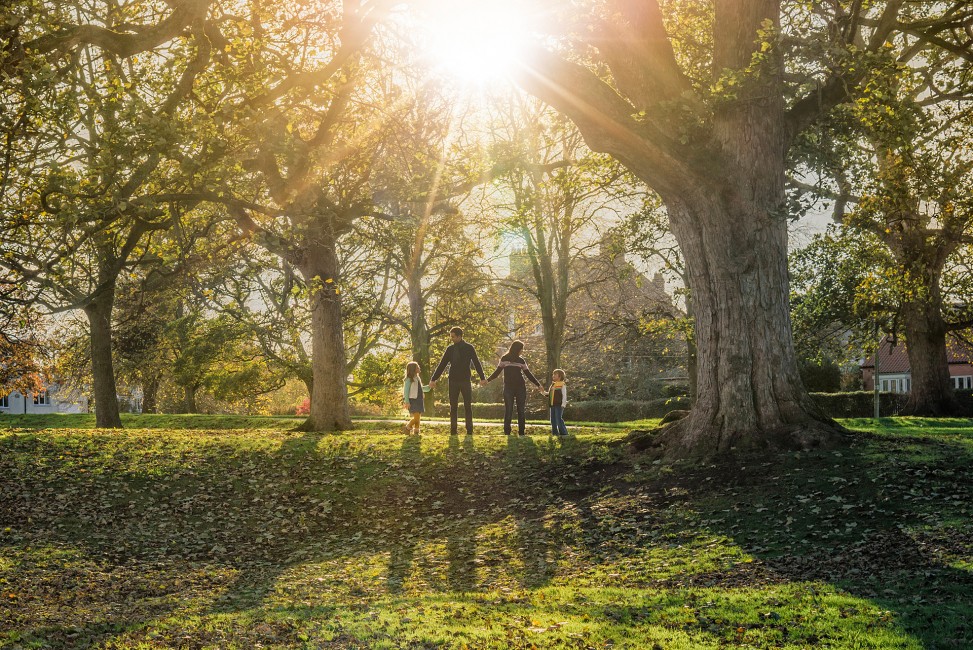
[0,386,88,414]
[501,233,687,398]
[861,337,973,393]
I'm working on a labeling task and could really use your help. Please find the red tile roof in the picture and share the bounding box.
[861,337,973,371]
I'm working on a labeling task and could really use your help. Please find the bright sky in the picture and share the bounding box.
[414,0,539,87]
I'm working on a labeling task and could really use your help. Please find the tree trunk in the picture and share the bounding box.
[634,189,844,458]
[83,294,122,428]
[686,334,698,406]
[141,373,160,414]
[685,294,698,405]
[299,227,352,432]
[900,290,958,415]
[407,279,431,373]
[183,384,198,414]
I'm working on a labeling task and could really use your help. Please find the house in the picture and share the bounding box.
[861,338,973,393]
[0,387,89,415]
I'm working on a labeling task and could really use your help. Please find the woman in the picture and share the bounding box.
[481,340,543,436]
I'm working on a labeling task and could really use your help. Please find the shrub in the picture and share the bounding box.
[809,391,906,418]
[295,398,310,416]
[432,397,691,422]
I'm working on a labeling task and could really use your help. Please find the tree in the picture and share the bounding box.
[790,50,973,415]
[368,87,502,374]
[514,0,971,457]
[490,98,632,377]
[188,0,399,431]
[0,304,47,398]
[0,2,211,426]
[211,228,398,403]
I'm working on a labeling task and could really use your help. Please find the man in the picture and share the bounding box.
[430,326,485,436]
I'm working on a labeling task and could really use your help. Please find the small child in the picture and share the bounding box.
[402,361,431,435]
[547,368,569,437]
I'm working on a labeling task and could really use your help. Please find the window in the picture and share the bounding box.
[952,376,973,390]
[33,391,50,405]
[880,375,913,393]
[0,394,8,408]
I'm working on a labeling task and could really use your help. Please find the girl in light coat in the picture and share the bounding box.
[403,361,432,435]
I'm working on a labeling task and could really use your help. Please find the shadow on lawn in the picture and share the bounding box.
[4,423,972,648]
[0,427,574,646]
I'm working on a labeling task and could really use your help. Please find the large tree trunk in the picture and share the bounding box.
[518,0,848,459]
[83,293,122,428]
[298,227,352,432]
[639,190,841,458]
[900,289,958,415]
[685,294,698,405]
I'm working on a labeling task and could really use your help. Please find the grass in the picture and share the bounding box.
[0,415,971,648]
[0,412,648,431]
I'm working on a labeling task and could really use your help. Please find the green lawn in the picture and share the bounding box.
[1,416,971,649]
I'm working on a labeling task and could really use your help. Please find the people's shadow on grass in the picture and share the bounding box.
[385,432,425,594]
[516,516,558,589]
[0,424,604,646]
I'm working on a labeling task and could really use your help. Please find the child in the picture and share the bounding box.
[547,369,569,437]
[403,361,431,435]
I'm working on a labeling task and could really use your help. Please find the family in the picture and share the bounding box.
[402,327,568,437]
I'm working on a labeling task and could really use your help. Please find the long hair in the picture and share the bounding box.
[506,340,524,357]
[406,361,421,383]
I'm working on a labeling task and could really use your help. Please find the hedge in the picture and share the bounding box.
[808,391,907,418]
[432,390,973,423]
[433,397,690,423]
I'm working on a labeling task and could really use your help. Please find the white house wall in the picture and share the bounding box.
[0,391,88,415]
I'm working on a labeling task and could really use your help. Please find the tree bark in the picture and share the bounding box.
[183,384,198,414]
[900,290,958,415]
[636,189,842,458]
[298,225,352,432]
[686,334,698,406]
[407,277,431,373]
[83,293,122,428]
[685,294,698,405]
[141,373,160,414]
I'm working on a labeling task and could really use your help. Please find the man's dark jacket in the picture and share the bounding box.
[431,341,485,384]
